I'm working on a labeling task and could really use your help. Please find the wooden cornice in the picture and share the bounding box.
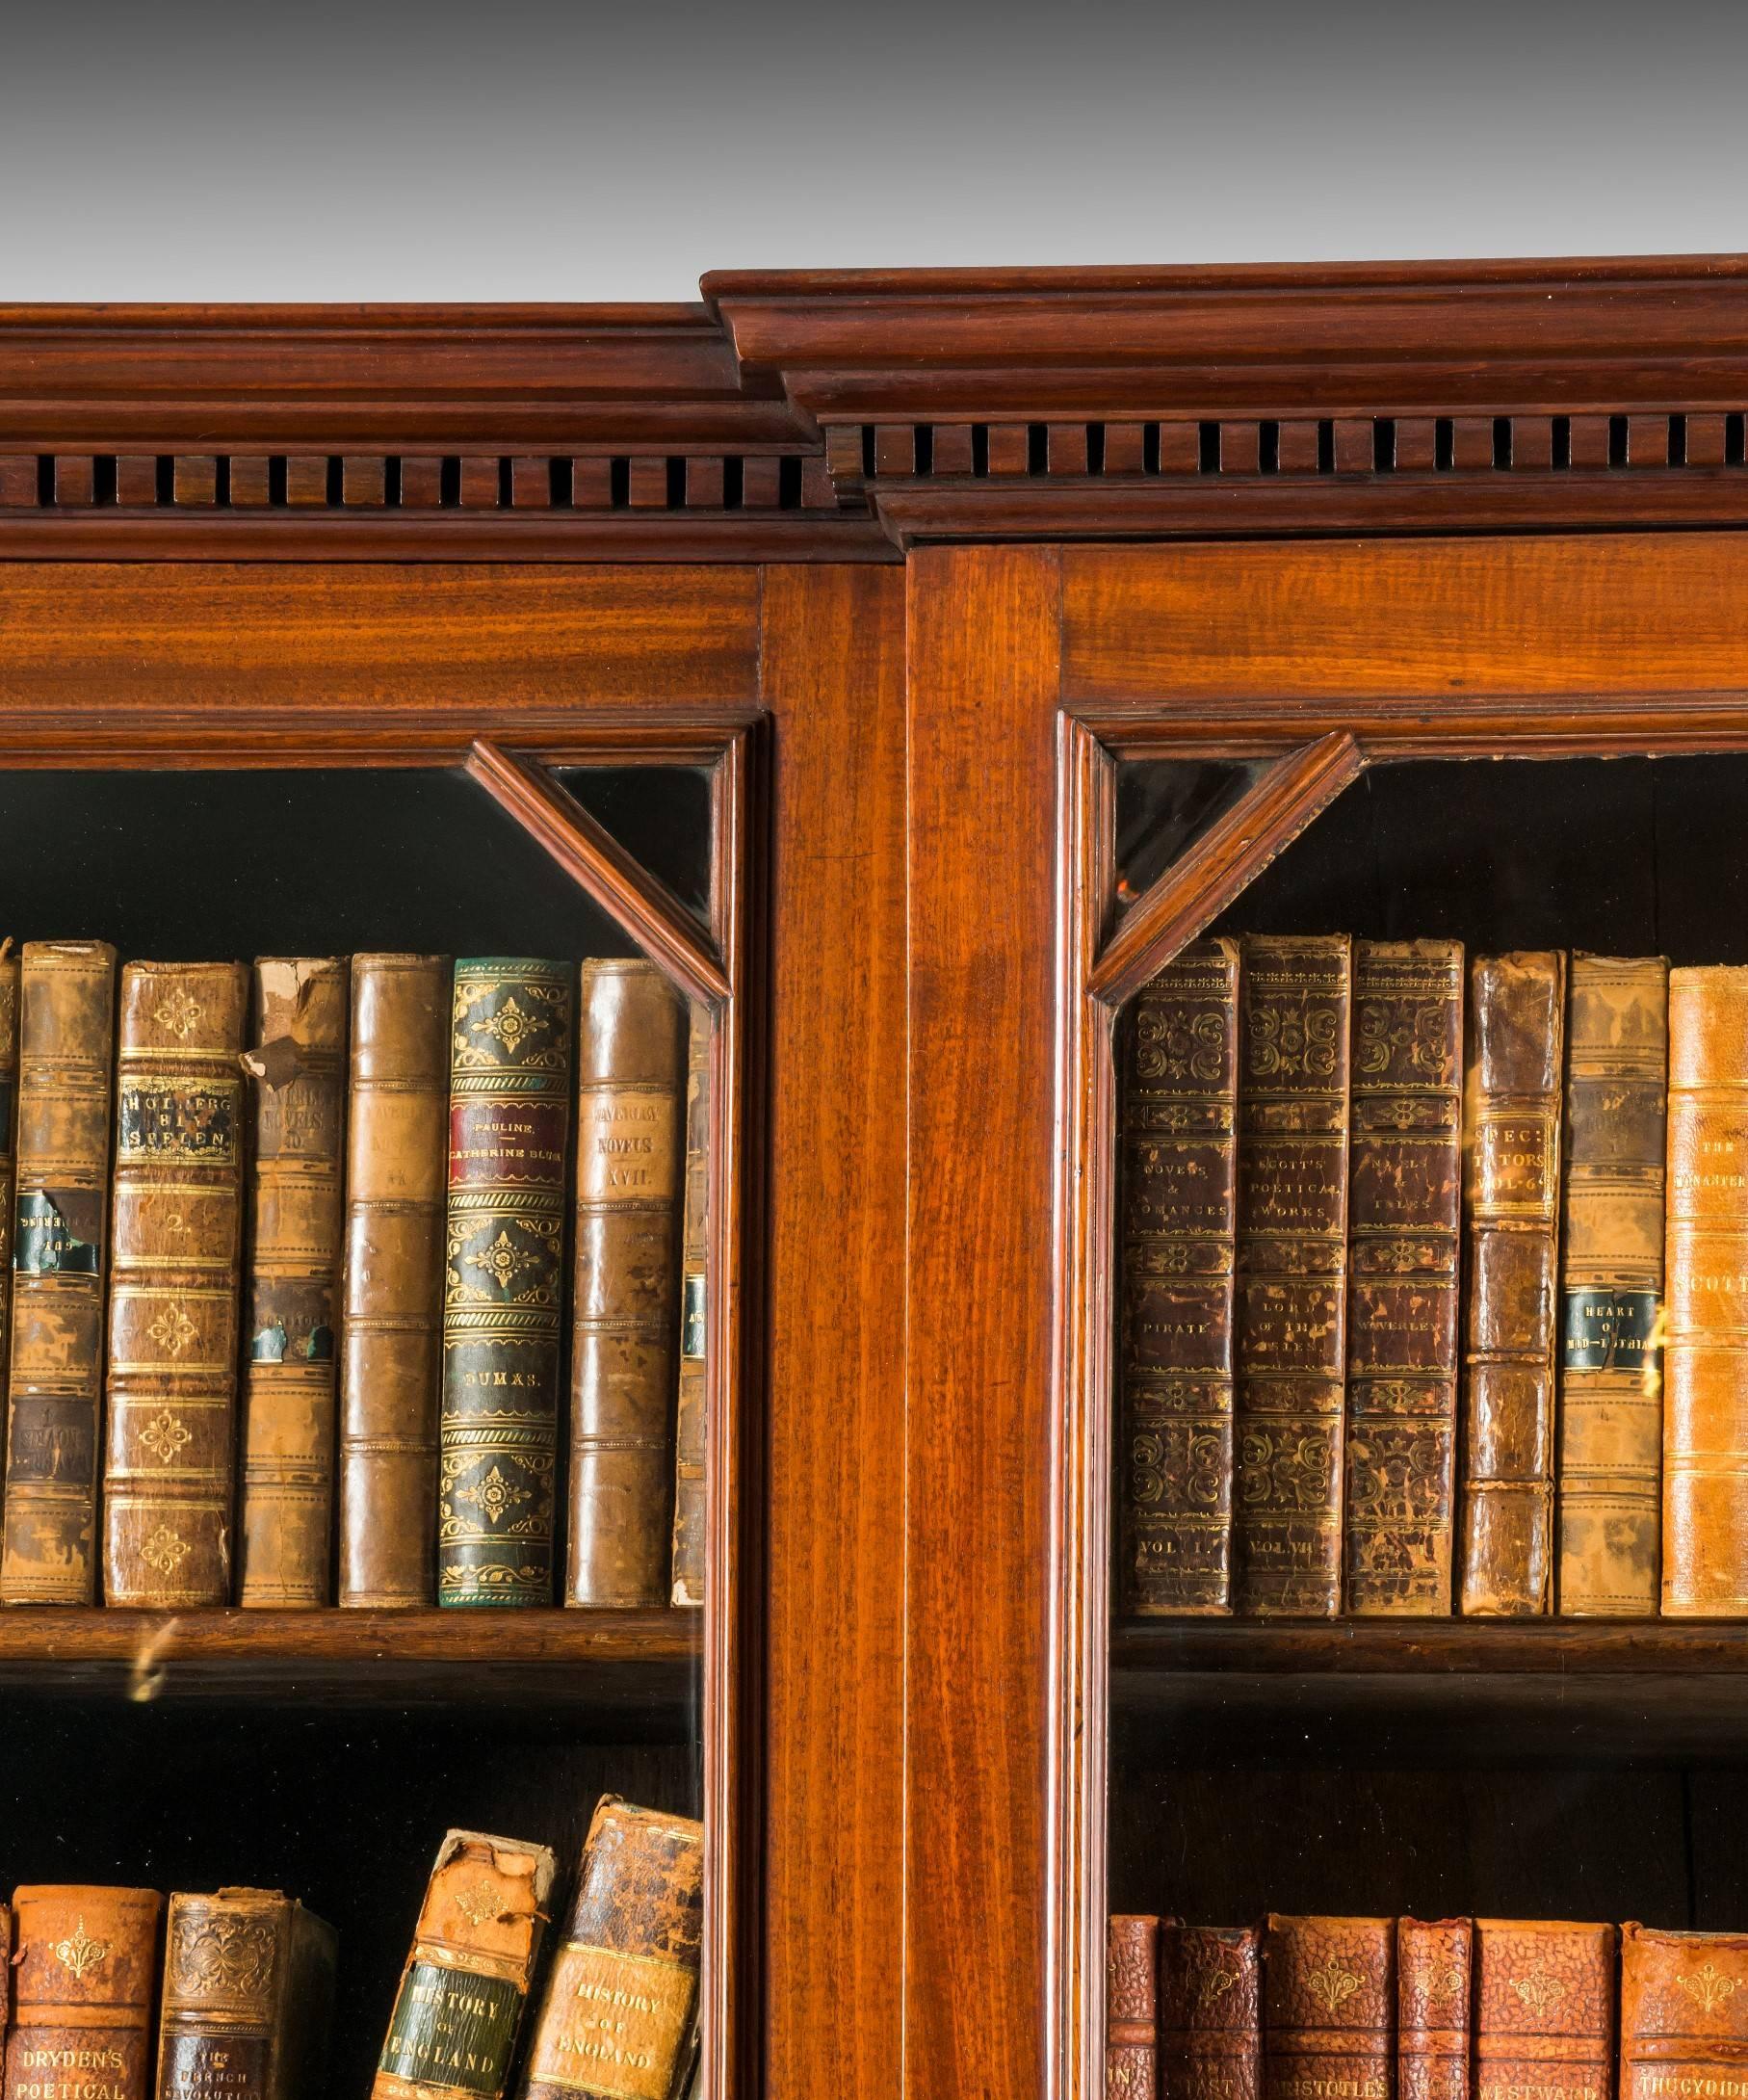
[11,261,1748,558]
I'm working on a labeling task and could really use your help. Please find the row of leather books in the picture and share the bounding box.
[0,1796,701,2100]
[0,942,710,1610]
[1119,939,1748,1618]
[1106,1912,1740,2100]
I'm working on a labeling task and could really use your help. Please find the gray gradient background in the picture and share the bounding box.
[0,0,1742,301]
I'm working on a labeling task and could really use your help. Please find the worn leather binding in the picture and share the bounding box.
[156,1889,337,2100]
[1663,967,1748,1616]
[373,1829,557,2100]
[1344,941,1465,1616]
[440,959,574,1608]
[1159,1923,1261,2100]
[5,1886,164,2100]
[2,942,117,1605]
[1398,1918,1472,2100]
[1473,1920,1613,2100]
[1108,1916,1161,2100]
[103,962,250,1608]
[569,961,687,1608]
[1620,1924,1748,2100]
[237,959,348,1608]
[1234,936,1353,1617]
[1557,956,1669,1616]
[523,1796,705,2100]
[1458,952,1567,1617]
[1118,940,1240,1615]
[1261,1915,1393,2100]
[0,939,17,1424]
[338,954,450,1608]
[669,1007,710,1609]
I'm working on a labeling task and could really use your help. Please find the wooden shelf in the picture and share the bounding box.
[0,1608,700,1708]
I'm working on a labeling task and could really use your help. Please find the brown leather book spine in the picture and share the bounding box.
[1118,940,1240,1615]
[1398,1918,1472,2100]
[103,962,249,1607]
[569,960,687,1607]
[0,940,17,1434]
[1620,1924,1748,2100]
[1458,951,1567,1616]
[2,941,117,1605]
[1663,966,1748,1615]
[237,960,348,1608]
[1235,936,1353,1616]
[1108,1916,1161,2100]
[523,1795,705,2100]
[1160,1923,1261,2100]
[1345,941,1465,1616]
[156,1889,337,2100]
[337,954,450,1609]
[1557,956,1669,1616]
[4,1886,164,2100]
[1262,1915,1393,2100]
[1473,1920,1613,2100]
[372,1830,557,2100]
[669,1006,710,1608]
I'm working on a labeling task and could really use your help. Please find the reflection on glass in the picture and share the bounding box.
[556,764,715,928]
[1113,759,1269,915]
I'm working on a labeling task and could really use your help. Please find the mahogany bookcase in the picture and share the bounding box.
[6,263,1748,2100]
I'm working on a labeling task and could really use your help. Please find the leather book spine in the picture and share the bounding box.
[1234,935,1353,1617]
[1458,951,1567,1617]
[2,941,117,1605]
[337,954,450,1609]
[1159,1923,1261,2100]
[0,940,17,1438]
[1118,939,1240,1616]
[669,1007,709,1608]
[103,963,249,1607]
[1108,1916,1161,2100]
[1262,1915,1394,2100]
[372,1830,556,2100]
[1557,956,1669,1616]
[4,1886,164,2100]
[439,960,573,1608]
[156,1889,338,2100]
[237,959,348,1608]
[1663,967,1748,1615]
[1344,941,1464,1616]
[523,1795,705,2100]
[568,960,686,1607]
[1473,1920,1613,2100]
[1398,1918,1472,2100]
[1620,1923,1748,2100]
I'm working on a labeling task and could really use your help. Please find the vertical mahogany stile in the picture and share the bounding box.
[907,545,1061,2100]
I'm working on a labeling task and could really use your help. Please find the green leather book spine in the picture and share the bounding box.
[439,958,574,1607]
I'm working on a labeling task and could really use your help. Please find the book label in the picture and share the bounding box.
[159,2033,272,2100]
[379,1961,524,2096]
[1562,1286,1659,1370]
[529,1944,694,2100]
[117,1080,239,1159]
[13,1186,100,1274]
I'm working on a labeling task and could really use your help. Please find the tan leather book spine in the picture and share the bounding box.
[372,1829,556,2100]
[1159,1923,1260,2100]
[569,961,687,1607]
[0,939,17,1434]
[237,959,348,1608]
[669,1008,709,1608]
[1261,1915,1393,2100]
[523,1795,704,2100]
[2,941,117,1605]
[337,954,450,1608]
[1663,966,1748,1615]
[1398,1918,1471,2100]
[1557,956,1669,1615]
[1108,1916,1161,2100]
[1620,1924,1748,2100]
[1235,936,1353,1617]
[1118,940,1240,1615]
[103,962,249,1607]
[1345,941,1465,1616]
[4,1886,164,2100]
[156,1889,337,2100]
[1473,1920,1613,2100]
[1458,951,1567,1616]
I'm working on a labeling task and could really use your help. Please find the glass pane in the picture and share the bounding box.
[555,763,715,928]
[1113,757,1269,916]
